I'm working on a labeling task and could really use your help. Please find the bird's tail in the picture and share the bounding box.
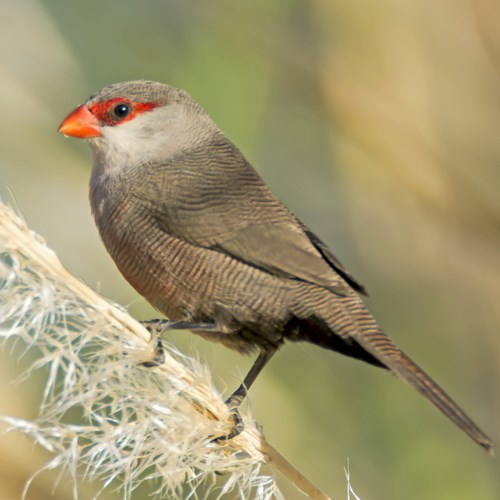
[356,328,495,455]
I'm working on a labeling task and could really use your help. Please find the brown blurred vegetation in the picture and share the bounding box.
[0,0,499,498]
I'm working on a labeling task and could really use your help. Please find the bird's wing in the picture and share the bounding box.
[210,220,350,295]
[146,141,366,296]
[301,228,367,295]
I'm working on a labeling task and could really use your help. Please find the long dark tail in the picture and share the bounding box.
[356,328,495,455]
[293,283,494,453]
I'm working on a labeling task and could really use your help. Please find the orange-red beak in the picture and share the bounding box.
[58,105,101,138]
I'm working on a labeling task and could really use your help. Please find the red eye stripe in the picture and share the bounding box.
[89,97,159,126]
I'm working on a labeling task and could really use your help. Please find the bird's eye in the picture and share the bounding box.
[113,103,131,119]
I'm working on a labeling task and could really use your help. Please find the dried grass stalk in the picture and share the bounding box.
[0,201,330,500]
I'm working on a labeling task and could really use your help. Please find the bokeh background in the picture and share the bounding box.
[1,0,499,498]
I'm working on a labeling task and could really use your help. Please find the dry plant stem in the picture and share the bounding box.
[0,201,329,500]
[259,440,331,500]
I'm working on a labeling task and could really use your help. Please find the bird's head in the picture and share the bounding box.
[59,80,217,166]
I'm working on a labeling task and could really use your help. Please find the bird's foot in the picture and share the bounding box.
[141,319,215,368]
[211,394,245,443]
[140,331,165,368]
[139,319,217,368]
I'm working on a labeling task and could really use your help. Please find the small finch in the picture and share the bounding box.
[59,80,494,452]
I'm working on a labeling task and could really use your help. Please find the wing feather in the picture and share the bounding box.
[146,139,366,296]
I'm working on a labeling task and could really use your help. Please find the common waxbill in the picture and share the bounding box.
[59,80,494,453]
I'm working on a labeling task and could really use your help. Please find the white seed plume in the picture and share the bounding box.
[0,201,330,500]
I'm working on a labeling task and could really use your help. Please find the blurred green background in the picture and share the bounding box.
[1,0,499,498]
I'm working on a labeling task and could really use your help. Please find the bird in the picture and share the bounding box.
[59,80,494,453]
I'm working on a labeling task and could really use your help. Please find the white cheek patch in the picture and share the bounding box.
[101,119,153,162]
[90,104,216,179]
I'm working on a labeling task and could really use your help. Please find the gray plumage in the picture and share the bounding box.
[65,80,494,453]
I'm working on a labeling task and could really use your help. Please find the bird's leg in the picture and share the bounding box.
[214,349,276,442]
[140,319,218,367]
[141,320,276,441]
[141,319,219,334]
[225,349,276,408]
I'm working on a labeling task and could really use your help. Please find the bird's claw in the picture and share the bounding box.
[211,403,245,443]
[140,336,165,368]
